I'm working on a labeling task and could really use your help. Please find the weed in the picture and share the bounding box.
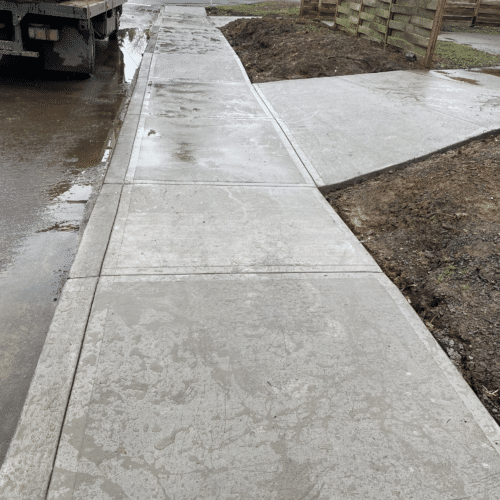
[434,41,500,69]
[438,264,456,282]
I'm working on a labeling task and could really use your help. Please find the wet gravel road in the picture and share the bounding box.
[0,1,160,465]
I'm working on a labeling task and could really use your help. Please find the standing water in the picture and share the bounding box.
[0,27,149,465]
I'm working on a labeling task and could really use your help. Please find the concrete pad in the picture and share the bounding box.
[438,32,500,55]
[340,70,500,128]
[0,277,98,500]
[161,6,208,17]
[209,16,260,28]
[102,184,378,275]
[256,76,486,188]
[127,115,312,184]
[428,67,500,91]
[155,26,228,55]
[150,52,246,83]
[143,81,269,118]
[69,185,122,278]
[47,273,500,500]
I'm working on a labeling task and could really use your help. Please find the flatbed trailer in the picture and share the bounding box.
[0,0,127,73]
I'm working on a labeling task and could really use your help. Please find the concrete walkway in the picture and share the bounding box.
[2,6,500,499]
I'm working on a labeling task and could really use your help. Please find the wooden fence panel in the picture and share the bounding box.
[300,0,447,65]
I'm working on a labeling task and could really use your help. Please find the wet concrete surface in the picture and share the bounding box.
[0,3,159,467]
[0,0,281,469]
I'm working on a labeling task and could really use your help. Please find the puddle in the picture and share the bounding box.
[56,184,93,203]
[0,28,146,466]
[118,28,150,83]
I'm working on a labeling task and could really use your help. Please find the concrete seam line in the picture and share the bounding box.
[0,277,98,500]
[252,85,325,187]
[376,272,500,456]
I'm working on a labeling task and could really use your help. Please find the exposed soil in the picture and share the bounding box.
[220,17,425,83]
[326,133,500,423]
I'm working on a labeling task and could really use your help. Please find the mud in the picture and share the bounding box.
[220,17,424,83]
[326,133,500,423]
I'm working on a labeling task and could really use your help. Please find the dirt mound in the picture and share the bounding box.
[220,17,423,83]
[327,133,500,423]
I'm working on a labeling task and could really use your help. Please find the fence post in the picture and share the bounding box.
[472,0,483,25]
[384,0,395,43]
[356,0,365,35]
[424,0,447,68]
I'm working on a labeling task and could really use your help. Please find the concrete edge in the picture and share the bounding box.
[253,84,325,187]
[68,184,123,279]
[104,18,161,185]
[375,272,500,456]
[0,277,98,500]
[318,127,497,193]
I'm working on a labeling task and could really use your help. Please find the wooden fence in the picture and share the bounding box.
[301,0,448,67]
[443,0,500,26]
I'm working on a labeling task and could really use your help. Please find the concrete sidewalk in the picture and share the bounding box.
[2,6,500,499]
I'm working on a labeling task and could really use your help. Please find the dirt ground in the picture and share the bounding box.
[326,133,500,423]
[220,17,424,83]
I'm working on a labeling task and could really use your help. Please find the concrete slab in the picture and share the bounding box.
[126,115,313,184]
[102,184,378,275]
[438,31,500,55]
[0,278,98,500]
[256,76,486,188]
[155,26,228,55]
[150,52,246,83]
[160,6,207,17]
[47,273,500,500]
[143,81,269,118]
[340,70,500,128]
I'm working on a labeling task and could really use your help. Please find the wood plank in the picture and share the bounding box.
[388,19,431,37]
[387,35,427,55]
[337,4,352,13]
[361,18,389,31]
[360,7,391,18]
[410,14,434,27]
[391,4,435,17]
[348,0,362,9]
[336,16,359,29]
[391,27,430,47]
[358,25,386,38]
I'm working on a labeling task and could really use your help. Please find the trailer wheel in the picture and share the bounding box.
[43,25,95,75]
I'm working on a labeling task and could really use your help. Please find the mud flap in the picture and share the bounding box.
[43,26,95,74]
